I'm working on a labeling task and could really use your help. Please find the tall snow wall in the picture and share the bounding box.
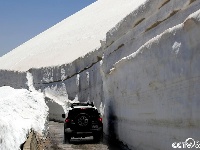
[101,0,200,149]
[26,0,200,149]
[0,70,28,89]
[28,49,104,122]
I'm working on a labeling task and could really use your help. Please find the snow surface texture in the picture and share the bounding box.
[102,9,200,150]
[28,1,200,149]
[42,67,104,121]
[0,70,28,89]
[44,84,78,121]
[103,0,200,73]
[0,0,146,71]
[0,86,48,150]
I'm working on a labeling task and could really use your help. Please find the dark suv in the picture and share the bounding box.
[62,102,103,143]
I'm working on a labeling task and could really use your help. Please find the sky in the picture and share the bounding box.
[0,0,96,57]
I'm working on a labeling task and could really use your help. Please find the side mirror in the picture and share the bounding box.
[62,114,66,118]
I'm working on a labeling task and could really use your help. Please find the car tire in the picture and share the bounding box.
[64,132,71,144]
[93,131,103,143]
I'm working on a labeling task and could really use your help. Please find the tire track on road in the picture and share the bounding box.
[49,121,130,150]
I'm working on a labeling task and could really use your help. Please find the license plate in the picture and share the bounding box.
[92,125,98,129]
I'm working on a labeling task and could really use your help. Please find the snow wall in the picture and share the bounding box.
[100,0,200,149]
[32,1,200,149]
[0,70,28,89]
[102,14,200,150]
[0,86,48,150]
[29,49,104,122]
[1,0,200,149]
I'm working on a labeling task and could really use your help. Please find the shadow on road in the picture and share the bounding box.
[67,137,96,145]
[66,135,130,150]
[47,112,130,149]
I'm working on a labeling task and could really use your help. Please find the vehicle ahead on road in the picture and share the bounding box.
[62,102,103,143]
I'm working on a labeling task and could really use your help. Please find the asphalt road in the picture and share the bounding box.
[48,121,130,150]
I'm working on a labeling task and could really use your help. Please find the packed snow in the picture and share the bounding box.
[102,8,200,150]
[0,86,48,150]
[0,0,147,71]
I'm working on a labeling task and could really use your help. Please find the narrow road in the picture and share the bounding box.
[48,121,130,150]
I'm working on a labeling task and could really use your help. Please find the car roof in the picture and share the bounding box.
[67,102,97,110]
[70,102,94,107]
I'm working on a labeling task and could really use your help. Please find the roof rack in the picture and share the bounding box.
[71,102,94,108]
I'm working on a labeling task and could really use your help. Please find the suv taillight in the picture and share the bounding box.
[98,118,102,122]
[65,119,70,123]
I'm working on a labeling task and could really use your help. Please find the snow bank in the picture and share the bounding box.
[102,9,200,150]
[0,0,147,72]
[44,84,69,121]
[103,0,200,73]
[0,86,48,150]
[27,61,104,122]
[42,66,104,122]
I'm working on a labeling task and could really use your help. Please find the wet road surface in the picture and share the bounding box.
[48,121,130,150]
